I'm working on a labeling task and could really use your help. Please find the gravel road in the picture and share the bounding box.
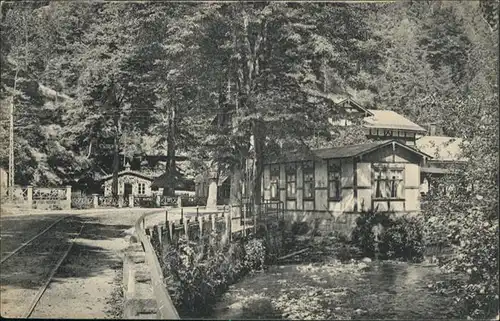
[0,209,163,319]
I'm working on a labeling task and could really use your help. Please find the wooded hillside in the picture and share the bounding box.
[0,1,497,188]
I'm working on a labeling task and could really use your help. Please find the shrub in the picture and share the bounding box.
[161,235,266,317]
[351,211,424,262]
[350,211,392,256]
[380,216,425,262]
[291,221,309,235]
[244,239,266,270]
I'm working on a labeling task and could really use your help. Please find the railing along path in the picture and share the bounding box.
[134,212,180,319]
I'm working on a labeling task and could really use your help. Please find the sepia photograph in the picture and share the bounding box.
[0,0,498,319]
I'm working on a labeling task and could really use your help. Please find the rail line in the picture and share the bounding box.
[0,215,69,264]
[23,223,86,318]
[1,217,86,318]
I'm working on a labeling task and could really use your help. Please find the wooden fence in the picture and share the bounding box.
[145,200,285,256]
[145,208,235,256]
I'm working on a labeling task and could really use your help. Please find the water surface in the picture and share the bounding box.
[210,260,460,320]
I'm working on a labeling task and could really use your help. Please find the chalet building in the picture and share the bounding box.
[262,140,431,213]
[100,154,195,198]
[261,140,431,234]
[363,109,427,146]
[304,89,427,145]
[415,136,466,196]
[208,90,463,225]
[102,163,155,197]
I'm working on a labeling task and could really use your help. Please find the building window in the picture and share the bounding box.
[138,183,146,195]
[285,163,296,199]
[328,160,341,200]
[270,165,280,200]
[303,161,315,200]
[373,165,404,199]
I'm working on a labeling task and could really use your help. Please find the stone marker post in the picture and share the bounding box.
[27,185,33,209]
[93,194,99,208]
[206,171,218,210]
[129,194,134,208]
[65,185,72,209]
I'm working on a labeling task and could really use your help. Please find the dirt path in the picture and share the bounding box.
[1,210,154,319]
[32,211,150,319]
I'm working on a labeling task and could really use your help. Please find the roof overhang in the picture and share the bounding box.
[101,171,153,182]
[265,140,433,165]
[353,140,433,160]
[363,125,427,133]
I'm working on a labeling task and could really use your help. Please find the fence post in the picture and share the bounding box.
[65,185,72,209]
[118,195,123,208]
[27,185,33,209]
[184,219,190,241]
[243,203,247,237]
[93,194,99,208]
[165,210,168,226]
[129,194,134,208]
[199,216,204,239]
[210,213,215,232]
[169,222,174,241]
[156,194,161,208]
[254,204,257,234]
[177,196,182,209]
[225,210,231,242]
[180,208,184,225]
[157,225,162,247]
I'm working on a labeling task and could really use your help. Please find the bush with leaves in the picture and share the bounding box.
[161,235,268,317]
[380,216,425,262]
[351,211,424,262]
[350,211,393,257]
[244,239,266,270]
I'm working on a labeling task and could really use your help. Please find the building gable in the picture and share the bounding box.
[101,170,153,182]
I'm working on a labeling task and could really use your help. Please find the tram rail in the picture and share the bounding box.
[0,216,86,318]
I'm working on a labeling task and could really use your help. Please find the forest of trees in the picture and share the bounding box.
[1,1,496,190]
[1,1,498,318]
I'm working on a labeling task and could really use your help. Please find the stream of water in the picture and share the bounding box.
[209,260,461,320]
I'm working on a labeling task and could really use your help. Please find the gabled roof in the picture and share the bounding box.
[101,170,153,182]
[265,140,432,164]
[364,110,427,133]
[416,136,467,162]
[302,88,374,116]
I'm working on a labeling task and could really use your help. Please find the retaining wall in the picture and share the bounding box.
[122,208,253,319]
[122,212,180,319]
[283,210,421,238]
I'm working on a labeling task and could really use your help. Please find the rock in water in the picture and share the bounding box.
[362,257,372,263]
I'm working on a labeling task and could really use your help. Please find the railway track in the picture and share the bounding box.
[0,216,86,318]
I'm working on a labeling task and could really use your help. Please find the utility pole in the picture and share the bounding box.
[9,65,19,201]
[9,92,14,200]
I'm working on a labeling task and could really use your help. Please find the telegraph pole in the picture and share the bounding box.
[8,91,14,200]
[9,67,19,201]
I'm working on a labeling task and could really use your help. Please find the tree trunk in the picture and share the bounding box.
[163,105,176,197]
[230,162,243,211]
[251,120,265,207]
[112,132,119,199]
